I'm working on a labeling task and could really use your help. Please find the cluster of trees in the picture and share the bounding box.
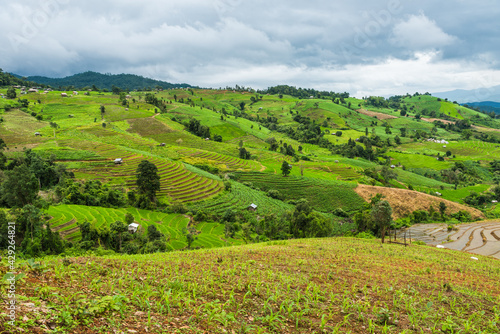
[78,215,171,254]
[464,186,500,207]
[0,149,73,208]
[185,118,211,139]
[0,205,66,258]
[23,71,193,91]
[0,69,43,88]
[145,93,169,113]
[55,179,127,208]
[261,85,349,100]
[220,199,334,242]
[353,194,393,243]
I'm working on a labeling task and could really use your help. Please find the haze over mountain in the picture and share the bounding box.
[433,85,500,104]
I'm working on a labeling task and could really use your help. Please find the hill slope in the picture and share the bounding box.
[20,71,194,90]
[7,238,500,333]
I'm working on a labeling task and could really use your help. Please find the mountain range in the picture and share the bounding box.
[13,71,194,91]
[433,84,500,104]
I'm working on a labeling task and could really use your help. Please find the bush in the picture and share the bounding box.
[355,231,375,239]
[332,207,349,217]
[168,201,187,214]
[267,189,281,199]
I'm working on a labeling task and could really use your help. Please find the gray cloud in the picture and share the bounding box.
[1,0,500,96]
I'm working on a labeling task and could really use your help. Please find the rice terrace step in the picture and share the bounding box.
[399,221,500,259]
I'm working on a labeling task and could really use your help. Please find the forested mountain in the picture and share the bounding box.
[464,101,500,115]
[15,71,194,91]
[0,69,43,87]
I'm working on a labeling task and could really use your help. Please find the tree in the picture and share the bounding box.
[335,131,342,137]
[281,160,291,177]
[100,105,106,119]
[136,160,161,204]
[371,200,392,243]
[110,221,128,252]
[439,201,447,220]
[49,122,59,138]
[1,165,39,207]
[239,147,251,160]
[381,166,397,183]
[6,86,16,99]
[239,101,246,111]
[394,135,401,145]
[266,137,279,151]
[147,224,163,241]
[461,129,472,140]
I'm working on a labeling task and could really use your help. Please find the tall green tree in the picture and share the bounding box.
[371,200,392,243]
[136,160,161,204]
[110,220,128,252]
[6,86,16,99]
[281,160,291,177]
[49,122,59,138]
[1,165,39,207]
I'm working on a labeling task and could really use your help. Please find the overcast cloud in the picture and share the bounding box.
[1,0,500,97]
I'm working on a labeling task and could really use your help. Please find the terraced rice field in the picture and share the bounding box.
[234,172,365,212]
[189,181,293,216]
[399,221,500,259]
[176,148,261,171]
[55,141,223,203]
[47,205,240,249]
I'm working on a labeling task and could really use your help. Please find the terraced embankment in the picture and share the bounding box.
[56,141,224,203]
[46,204,242,248]
[400,221,500,259]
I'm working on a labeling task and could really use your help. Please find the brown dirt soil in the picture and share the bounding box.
[127,118,174,136]
[355,184,485,219]
[421,118,455,124]
[357,109,398,120]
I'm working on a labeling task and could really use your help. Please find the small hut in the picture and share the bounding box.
[114,158,123,164]
[61,93,68,97]
[128,223,139,233]
[248,203,257,211]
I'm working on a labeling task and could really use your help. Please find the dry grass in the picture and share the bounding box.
[127,118,174,136]
[355,184,485,219]
[357,108,397,120]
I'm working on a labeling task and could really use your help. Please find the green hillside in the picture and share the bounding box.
[1,83,500,332]
[5,238,500,333]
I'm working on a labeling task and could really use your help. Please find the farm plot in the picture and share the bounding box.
[189,180,293,216]
[399,221,500,259]
[176,148,261,171]
[47,205,237,249]
[53,140,223,202]
[234,172,365,213]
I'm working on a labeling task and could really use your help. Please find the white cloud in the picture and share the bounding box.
[390,13,458,50]
[1,1,500,97]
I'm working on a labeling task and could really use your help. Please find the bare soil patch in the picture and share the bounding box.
[357,109,398,120]
[355,184,484,219]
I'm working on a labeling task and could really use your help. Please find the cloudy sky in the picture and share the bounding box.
[1,0,500,97]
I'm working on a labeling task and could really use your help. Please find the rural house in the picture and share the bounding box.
[128,223,139,233]
[114,158,123,164]
[248,203,257,211]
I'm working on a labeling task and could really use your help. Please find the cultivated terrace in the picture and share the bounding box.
[0,75,499,333]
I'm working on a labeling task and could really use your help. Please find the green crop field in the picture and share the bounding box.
[9,237,500,333]
[234,172,365,213]
[47,204,240,249]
